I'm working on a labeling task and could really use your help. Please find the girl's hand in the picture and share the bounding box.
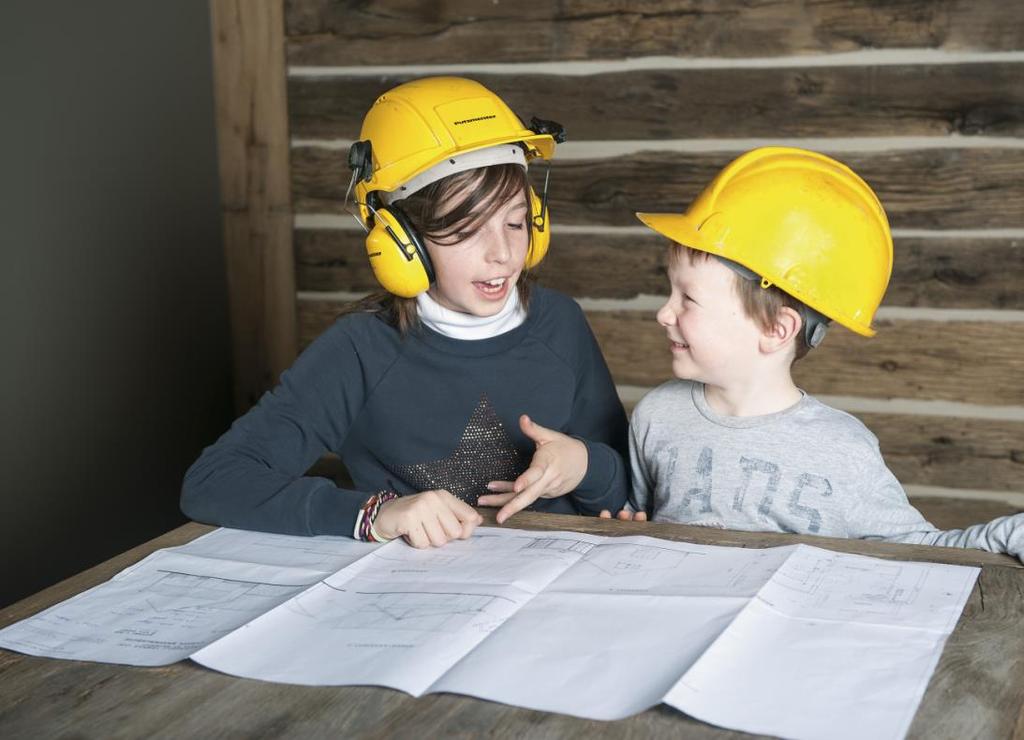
[598,508,648,522]
[478,415,588,524]
[373,490,483,548]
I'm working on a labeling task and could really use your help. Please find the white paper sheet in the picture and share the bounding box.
[430,537,797,719]
[190,529,605,692]
[0,528,380,665]
[190,529,977,739]
[1,527,979,740]
[663,546,980,740]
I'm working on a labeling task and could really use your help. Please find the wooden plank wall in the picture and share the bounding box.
[273,0,1024,514]
[210,0,297,411]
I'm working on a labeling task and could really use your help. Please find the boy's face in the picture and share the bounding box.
[656,249,765,387]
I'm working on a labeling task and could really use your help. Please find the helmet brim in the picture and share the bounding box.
[371,132,556,196]
[635,210,878,338]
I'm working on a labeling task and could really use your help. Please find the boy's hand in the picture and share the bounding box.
[374,489,483,548]
[599,509,649,522]
[478,415,587,525]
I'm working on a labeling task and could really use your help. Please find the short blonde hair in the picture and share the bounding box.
[670,244,813,361]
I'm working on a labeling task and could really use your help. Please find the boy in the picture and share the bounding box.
[605,147,1024,561]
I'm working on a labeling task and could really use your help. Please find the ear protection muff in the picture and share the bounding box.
[526,185,549,269]
[364,185,549,297]
[364,202,435,298]
[356,154,552,296]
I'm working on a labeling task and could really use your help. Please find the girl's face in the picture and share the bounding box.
[425,190,530,316]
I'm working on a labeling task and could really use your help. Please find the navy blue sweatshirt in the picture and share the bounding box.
[181,287,629,537]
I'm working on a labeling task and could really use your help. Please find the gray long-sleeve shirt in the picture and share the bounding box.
[629,380,1023,561]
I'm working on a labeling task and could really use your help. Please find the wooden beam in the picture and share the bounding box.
[284,0,1024,64]
[295,229,1024,310]
[210,0,297,412]
[288,63,1024,140]
[292,147,1024,230]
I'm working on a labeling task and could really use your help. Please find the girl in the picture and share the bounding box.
[182,77,628,547]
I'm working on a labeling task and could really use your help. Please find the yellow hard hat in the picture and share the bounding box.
[348,76,564,298]
[636,147,893,337]
[350,76,560,204]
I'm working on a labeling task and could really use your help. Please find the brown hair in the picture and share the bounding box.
[670,245,813,361]
[340,163,536,335]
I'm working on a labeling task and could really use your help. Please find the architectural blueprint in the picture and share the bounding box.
[0,528,380,665]
[0,527,978,740]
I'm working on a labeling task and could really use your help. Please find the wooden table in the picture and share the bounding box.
[3,512,1023,739]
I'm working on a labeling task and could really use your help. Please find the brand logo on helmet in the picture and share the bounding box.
[452,114,497,126]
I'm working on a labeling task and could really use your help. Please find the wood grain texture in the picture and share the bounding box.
[211,0,298,412]
[908,562,1024,739]
[865,413,1024,494]
[291,147,1024,229]
[288,63,1024,140]
[590,312,1024,406]
[297,300,1024,406]
[1,516,1021,739]
[296,229,1024,309]
[284,0,1024,64]
[913,497,1023,532]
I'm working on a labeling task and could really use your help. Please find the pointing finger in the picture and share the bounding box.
[477,492,518,507]
[519,414,559,445]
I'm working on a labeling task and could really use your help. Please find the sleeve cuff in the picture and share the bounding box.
[307,482,368,536]
[571,438,625,513]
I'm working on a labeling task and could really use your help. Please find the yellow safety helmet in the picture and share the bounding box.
[348,77,564,297]
[636,147,893,337]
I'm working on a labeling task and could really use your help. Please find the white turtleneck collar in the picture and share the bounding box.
[416,287,526,340]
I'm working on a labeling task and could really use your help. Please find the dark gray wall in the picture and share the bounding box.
[0,2,232,606]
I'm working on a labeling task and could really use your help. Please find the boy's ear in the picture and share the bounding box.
[760,306,802,356]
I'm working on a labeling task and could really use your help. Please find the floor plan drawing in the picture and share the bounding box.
[2,527,980,740]
[553,540,793,597]
[285,589,514,634]
[759,547,964,629]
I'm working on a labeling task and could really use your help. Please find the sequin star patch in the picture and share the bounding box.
[393,394,527,505]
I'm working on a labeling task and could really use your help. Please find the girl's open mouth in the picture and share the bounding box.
[474,277,510,300]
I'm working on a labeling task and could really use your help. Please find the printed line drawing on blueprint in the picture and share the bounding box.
[466,531,596,557]
[173,529,378,572]
[557,540,791,596]
[284,588,516,635]
[368,532,597,585]
[137,570,302,615]
[227,539,368,571]
[521,537,595,555]
[577,543,698,576]
[371,551,461,568]
[766,548,934,620]
[3,564,312,664]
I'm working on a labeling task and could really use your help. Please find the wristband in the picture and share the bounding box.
[355,490,399,542]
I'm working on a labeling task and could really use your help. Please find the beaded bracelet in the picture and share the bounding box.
[354,491,399,542]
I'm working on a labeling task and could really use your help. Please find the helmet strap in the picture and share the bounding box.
[800,306,831,349]
[342,170,371,234]
[532,163,552,233]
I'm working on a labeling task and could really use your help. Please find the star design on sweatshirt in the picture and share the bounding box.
[393,394,526,505]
